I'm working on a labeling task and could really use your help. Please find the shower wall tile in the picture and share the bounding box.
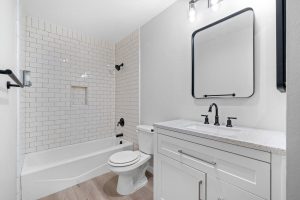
[115,30,140,146]
[23,16,116,153]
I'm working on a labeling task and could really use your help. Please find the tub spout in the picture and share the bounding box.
[116,133,124,138]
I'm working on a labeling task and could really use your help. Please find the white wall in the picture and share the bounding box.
[115,30,140,146]
[140,0,286,131]
[0,0,18,199]
[22,17,116,153]
[22,0,177,42]
[286,0,300,199]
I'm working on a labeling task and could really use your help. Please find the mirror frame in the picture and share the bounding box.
[191,7,255,99]
[276,0,286,92]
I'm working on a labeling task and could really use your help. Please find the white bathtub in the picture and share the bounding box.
[21,137,133,200]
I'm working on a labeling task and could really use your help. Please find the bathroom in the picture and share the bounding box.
[0,0,299,199]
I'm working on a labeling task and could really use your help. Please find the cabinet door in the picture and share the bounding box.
[207,179,265,200]
[156,154,206,200]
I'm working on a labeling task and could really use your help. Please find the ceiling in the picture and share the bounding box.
[22,0,178,42]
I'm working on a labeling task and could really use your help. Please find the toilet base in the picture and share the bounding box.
[116,162,149,195]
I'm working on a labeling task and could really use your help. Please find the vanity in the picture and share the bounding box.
[153,3,286,200]
[153,120,286,200]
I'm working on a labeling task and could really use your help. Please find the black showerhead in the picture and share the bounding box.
[115,63,124,71]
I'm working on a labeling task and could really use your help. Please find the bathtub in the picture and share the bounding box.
[21,137,133,200]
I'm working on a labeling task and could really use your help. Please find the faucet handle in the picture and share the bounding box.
[117,118,125,127]
[226,117,237,127]
[201,115,209,124]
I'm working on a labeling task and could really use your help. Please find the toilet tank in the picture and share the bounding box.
[136,125,154,155]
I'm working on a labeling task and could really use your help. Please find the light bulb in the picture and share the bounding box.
[210,0,219,5]
[209,0,222,11]
[211,3,220,11]
[189,2,197,22]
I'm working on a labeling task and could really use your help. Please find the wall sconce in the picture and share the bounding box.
[23,70,32,87]
[189,0,198,22]
[188,0,223,22]
[208,0,223,11]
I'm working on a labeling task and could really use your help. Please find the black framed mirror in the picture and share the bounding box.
[192,8,254,99]
[276,0,286,92]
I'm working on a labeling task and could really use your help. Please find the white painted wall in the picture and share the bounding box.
[140,0,286,131]
[0,0,18,199]
[286,0,300,199]
[23,0,177,42]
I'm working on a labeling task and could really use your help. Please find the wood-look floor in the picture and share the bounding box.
[40,172,153,200]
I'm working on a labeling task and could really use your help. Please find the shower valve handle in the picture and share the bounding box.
[117,118,125,127]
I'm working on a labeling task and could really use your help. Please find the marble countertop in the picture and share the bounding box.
[154,119,286,155]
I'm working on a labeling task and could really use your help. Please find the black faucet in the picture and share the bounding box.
[208,103,220,126]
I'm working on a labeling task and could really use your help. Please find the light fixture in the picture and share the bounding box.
[208,0,223,11]
[188,0,224,22]
[188,0,198,22]
[23,70,32,87]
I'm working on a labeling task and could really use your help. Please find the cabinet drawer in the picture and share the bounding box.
[157,134,270,200]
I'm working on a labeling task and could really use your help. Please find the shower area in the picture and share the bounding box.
[18,15,140,200]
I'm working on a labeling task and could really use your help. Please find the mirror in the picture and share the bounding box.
[192,8,254,99]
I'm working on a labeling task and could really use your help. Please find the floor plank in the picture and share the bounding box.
[40,172,153,200]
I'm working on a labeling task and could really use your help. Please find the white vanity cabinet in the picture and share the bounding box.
[154,120,286,200]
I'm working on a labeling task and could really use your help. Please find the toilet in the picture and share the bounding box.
[107,125,154,195]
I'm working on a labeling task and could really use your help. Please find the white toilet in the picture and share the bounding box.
[107,125,154,195]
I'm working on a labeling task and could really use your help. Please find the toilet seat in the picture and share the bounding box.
[108,151,141,167]
[108,152,151,173]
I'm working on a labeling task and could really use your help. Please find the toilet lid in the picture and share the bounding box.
[109,151,140,165]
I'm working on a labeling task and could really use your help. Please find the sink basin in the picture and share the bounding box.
[185,124,241,137]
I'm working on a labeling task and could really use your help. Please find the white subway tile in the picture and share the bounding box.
[22,16,116,153]
[115,30,139,146]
